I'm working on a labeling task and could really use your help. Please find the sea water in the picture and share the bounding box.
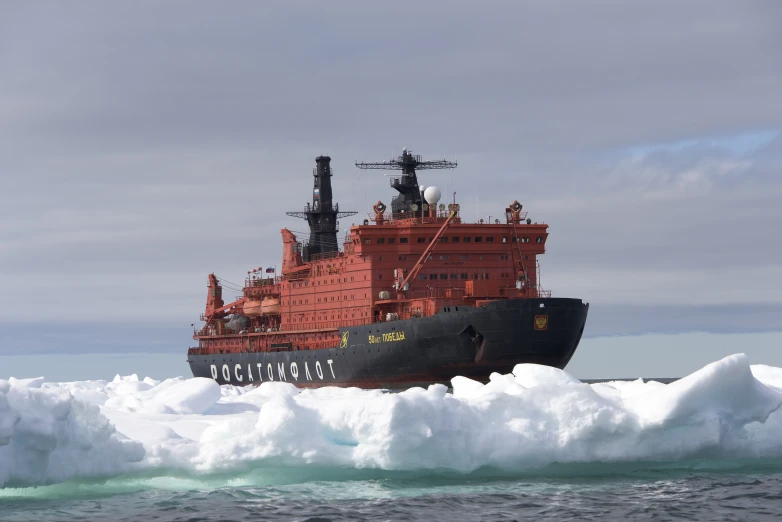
[2,354,782,520]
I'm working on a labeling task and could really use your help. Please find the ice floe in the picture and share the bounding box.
[1,353,782,487]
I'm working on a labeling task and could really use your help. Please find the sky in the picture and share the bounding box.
[1,1,781,373]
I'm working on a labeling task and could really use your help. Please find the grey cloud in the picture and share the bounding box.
[0,0,781,344]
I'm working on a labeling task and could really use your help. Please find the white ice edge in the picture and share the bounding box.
[2,353,782,487]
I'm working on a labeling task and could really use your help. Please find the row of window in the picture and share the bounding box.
[289,310,370,323]
[365,236,545,245]
[384,254,527,262]
[286,293,371,305]
[416,273,502,281]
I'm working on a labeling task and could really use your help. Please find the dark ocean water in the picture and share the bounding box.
[3,463,782,521]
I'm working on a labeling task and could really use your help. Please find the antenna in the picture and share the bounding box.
[355,147,457,215]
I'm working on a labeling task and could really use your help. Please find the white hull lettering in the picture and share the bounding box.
[277,362,286,381]
[267,363,274,381]
[315,361,323,380]
[247,364,254,382]
[210,364,218,380]
[234,364,243,382]
[222,364,230,382]
[256,363,264,382]
[327,359,335,379]
[290,362,299,381]
[305,362,312,380]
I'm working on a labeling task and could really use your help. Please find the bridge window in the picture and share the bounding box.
[378,274,383,279]
[439,255,448,260]
[364,239,370,244]
[417,237,426,243]
[429,274,437,280]
[475,237,483,243]
[460,273,468,280]
[438,237,448,243]
[502,237,508,243]
[419,274,427,280]
[463,237,471,243]
[486,237,495,243]
[536,237,544,243]
[400,237,409,244]
[388,238,396,244]
[440,273,448,280]
[522,237,530,243]
[460,255,469,260]
[377,238,385,244]
[452,237,459,243]
[450,273,458,280]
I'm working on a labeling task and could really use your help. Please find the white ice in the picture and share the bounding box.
[2,353,782,487]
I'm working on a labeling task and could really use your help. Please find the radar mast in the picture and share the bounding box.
[355,148,457,214]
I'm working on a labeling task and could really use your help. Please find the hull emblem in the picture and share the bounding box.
[534,315,548,331]
[340,331,350,349]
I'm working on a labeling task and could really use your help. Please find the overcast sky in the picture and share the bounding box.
[1,1,781,359]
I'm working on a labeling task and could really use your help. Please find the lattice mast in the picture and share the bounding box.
[287,156,356,261]
[355,148,457,214]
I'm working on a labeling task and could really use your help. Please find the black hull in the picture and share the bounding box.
[188,298,589,388]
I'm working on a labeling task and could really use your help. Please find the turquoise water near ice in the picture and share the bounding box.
[3,462,782,521]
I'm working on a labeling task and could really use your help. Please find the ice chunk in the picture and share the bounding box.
[512,363,581,388]
[8,377,45,388]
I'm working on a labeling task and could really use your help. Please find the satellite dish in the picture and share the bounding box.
[424,186,441,205]
[411,203,419,211]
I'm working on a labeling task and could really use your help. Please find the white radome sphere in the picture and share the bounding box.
[424,186,441,205]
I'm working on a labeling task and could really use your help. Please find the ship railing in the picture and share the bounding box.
[280,318,373,331]
[366,210,458,223]
[399,287,467,299]
[246,276,278,287]
[192,318,374,338]
[284,270,312,281]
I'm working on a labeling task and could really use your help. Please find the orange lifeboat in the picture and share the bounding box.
[261,297,281,315]
[243,299,263,316]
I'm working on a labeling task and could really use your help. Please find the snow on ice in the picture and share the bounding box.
[2,353,782,487]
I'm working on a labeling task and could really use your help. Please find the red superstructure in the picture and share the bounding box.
[191,149,550,359]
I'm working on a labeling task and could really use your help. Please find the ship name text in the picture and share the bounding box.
[210,358,335,384]
[369,331,406,344]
